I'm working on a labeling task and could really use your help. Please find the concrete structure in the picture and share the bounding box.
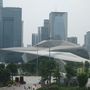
[1,8,22,48]
[49,12,67,40]
[67,37,77,44]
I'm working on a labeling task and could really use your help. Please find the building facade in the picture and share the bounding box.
[84,31,90,51]
[0,0,3,48]
[2,8,22,48]
[40,26,49,42]
[49,12,67,40]
[32,33,38,46]
[38,19,49,43]
[67,37,77,44]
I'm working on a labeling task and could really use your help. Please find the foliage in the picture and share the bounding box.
[6,63,18,83]
[0,64,5,70]
[21,62,36,75]
[65,63,77,79]
[84,61,90,73]
[37,86,90,90]
[6,63,18,75]
[0,65,10,86]
[53,65,61,84]
[77,73,88,87]
[39,57,56,84]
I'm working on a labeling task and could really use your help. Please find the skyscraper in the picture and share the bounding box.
[49,12,67,40]
[0,0,3,48]
[0,1,23,63]
[2,7,23,48]
[0,0,2,19]
[38,19,49,43]
[67,37,78,44]
[32,33,38,46]
[84,31,90,51]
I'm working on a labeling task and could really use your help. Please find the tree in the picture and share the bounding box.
[39,59,56,85]
[21,62,36,75]
[53,65,61,84]
[0,64,10,86]
[84,61,90,73]
[65,63,76,79]
[65,62,77,86]
[6,63,18,82]
[0,64,5,70]
[77,73,88,87]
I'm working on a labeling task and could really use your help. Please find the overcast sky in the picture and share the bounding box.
[3,0,90,46]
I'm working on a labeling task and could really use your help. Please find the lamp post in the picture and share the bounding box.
[48,36,51,61]
[36,45,39,75]
[49,46,50,61]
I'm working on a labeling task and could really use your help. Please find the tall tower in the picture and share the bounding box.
[49,12,67,40]
[84,31,90,51]
[2,7,22,48]
[0,0,3,48]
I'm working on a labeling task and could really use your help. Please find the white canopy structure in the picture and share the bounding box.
[0,40,90,63]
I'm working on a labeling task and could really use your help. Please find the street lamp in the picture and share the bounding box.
[36,44,39,75]
[48,36,51,61]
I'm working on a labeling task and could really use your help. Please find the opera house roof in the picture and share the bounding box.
[0,40,89,63]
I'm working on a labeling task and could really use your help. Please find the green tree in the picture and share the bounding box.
[0,64,5,70]
[39,59,56,85]
[84,61,90,73]
[77,73,88,87]
[6,63,18,81]
[65,63,76,79]
[53,65,61,84]
[21,62,36,75]
[0,64,10,86]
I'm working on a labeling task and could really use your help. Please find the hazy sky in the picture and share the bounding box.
[3,0,90,46]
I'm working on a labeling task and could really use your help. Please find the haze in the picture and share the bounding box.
[3,0,90,46]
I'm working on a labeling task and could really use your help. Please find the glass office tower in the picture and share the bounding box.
[0,0,3,48]
[49,12,67,40]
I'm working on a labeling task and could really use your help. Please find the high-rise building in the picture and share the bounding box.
[0,0,3,48]
[43,19,50,39]
[32,33,38,46]
[0,0,2,19]
[84,31,90,51]
[67,37,78,44]
[38,19,50,43]
[44,19,49,29]
[49,12,67,40]
[40,26,49,41]
[2,8,22,48]
[38,27,41,42]
[0,1,23,63]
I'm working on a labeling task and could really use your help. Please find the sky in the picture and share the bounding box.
[3,0,90,46]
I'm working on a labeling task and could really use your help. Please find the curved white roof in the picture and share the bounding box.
[0,40,89,63]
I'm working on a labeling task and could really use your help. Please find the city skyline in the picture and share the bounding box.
[3,0,90,46]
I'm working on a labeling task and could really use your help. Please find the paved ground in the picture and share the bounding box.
[0,76,41,90]
[0,77,90,90]
[0,84,41,90]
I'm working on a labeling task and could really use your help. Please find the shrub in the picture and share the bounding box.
[77,73,88,87]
